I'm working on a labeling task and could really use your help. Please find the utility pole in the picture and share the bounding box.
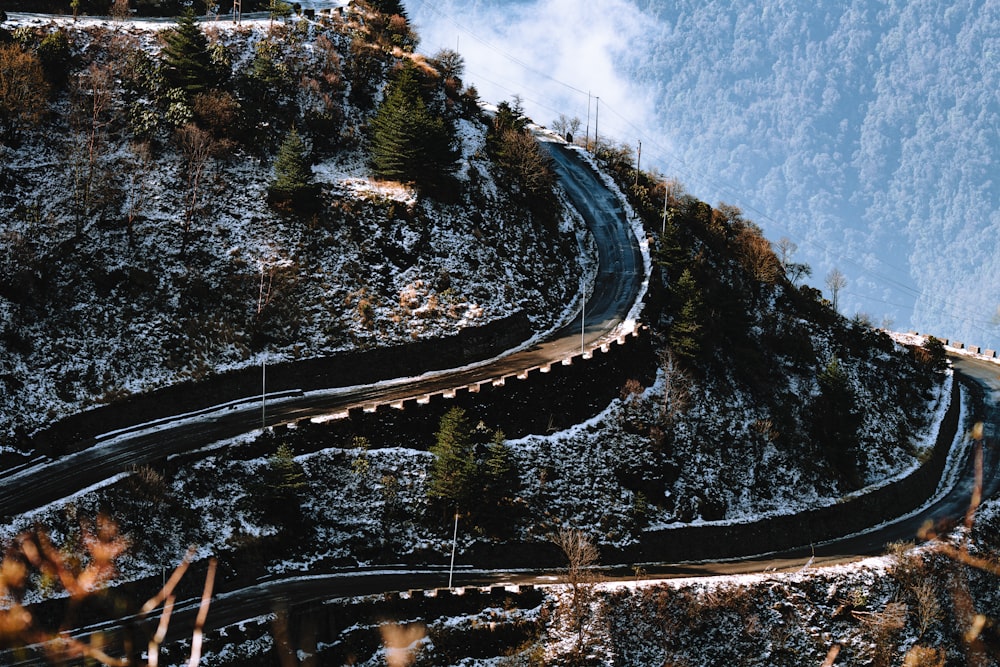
[585,92,591,151]
[661,179,669,235]
[258,261,269,430]
[448,511,459,588]
[594,97,600,152]
[635,140,642,187]
[581,296,586,354]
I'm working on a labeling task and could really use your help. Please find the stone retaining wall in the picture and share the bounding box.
[33,312,532,455]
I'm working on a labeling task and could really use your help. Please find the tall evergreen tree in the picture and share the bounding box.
[427,407,478,512]
[812,356,862,485]
[487,98,556,217]
[368,0,407,17]
[669,268,704,363]
[268,126,318,209]
[369,64,458,188]
[161,8,220,96]
[476,430,521,536]
[254,441,308,530]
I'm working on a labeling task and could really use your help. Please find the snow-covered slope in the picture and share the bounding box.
[0,12,584,451]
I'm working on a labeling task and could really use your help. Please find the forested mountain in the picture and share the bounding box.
[408,0,1000,350]
[0,1,948,546]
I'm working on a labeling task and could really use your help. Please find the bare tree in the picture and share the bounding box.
[69,62,114,234]
[825,267,847,313]
[552,528,600,657]
[123,141,152,246]
[551,113,582,141]
[110,0,130,21]
[776,236,811,285]
[176,123,216,253]
[659,347,691,423]
[776,236,796,267]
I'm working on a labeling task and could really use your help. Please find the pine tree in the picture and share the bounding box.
[922,335,947,372]
[369,64,458,188]
[269,442,307,499]
[812,356,862,485]
[368,0,407,17]
[669,268,703,362]
[654,215,684,270]
[487,98,556,216]
[268,126,318,209]
[161,8,220,96]
[477,430,521,537]
[427,407,478,511]
[255,442,308,529]
[482,430,519,504]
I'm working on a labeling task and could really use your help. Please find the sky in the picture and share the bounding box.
[404,0,1000,350]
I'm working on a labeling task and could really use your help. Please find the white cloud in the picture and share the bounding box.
[407,0,656,140]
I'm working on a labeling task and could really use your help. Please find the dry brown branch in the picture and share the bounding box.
[187,557,217,667]
[380,622,426,667]
[902,645,945,667]
[141,546,196,614]
[930,544,1000,578]
[148,595,175,667]
[551,528,600,656]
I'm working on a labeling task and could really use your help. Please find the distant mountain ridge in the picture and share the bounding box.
[408,0,1000,349]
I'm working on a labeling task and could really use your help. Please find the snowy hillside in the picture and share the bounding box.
[0,10,584,451]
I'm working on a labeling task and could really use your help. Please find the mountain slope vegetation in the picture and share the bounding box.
[0,6,580,452]
[0,7,964,666]
[0,1,949,560]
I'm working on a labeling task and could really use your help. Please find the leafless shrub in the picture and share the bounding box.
[882,540,942,640]
[620,378,643,402]
[736,227,780,283]
[110,0,130,22]
[0,44,49,140]
[857,601,907,667]
[910,578,942,639]
[752,418,779,442]
[126,463,169,510]
[192,90,241,140]
[357,296,375,328]
[551,528,600,657]
[699,582,756,618]
[659,348,691,423]
[175,123,216,250]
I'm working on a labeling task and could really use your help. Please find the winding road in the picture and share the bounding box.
[0,139,645,521]
[3,129,1000,663]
